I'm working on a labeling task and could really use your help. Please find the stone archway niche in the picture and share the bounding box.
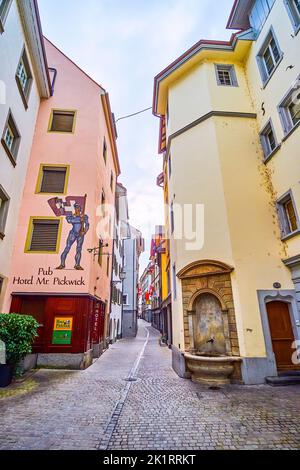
[193,293,227,355]
[178,260,242,385]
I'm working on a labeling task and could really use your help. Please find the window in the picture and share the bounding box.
[285,0,300,32]
[172,264,177,300]
[278,77,300,135]
[0,0,12,33]
[0,185,10,239]
[15,48,33,109]
[36,165,69,194]
[288,99,300,127]
[170,202,174,234]
[123,294,129,305]
[215,64,238,87]
[103,138,107,163]
[260,120,279,160]
[101,190,106,209]
[106,256,110,277]
[98,239,103,266]
[25,218,61,253]
[249,0,275,34]
[48,110,76,133]
[257,29,282,85]
[110,172,114,191]
[0,276,3,295]
[168,154,172,178]
[277,191,300,239]
[1,110,21,165]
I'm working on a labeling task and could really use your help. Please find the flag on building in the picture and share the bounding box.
[48,196,87,217]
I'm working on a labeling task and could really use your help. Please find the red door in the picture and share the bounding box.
[266,301,299,371]
[19,297,47,352]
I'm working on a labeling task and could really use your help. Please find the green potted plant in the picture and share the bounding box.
[0,313,39,387]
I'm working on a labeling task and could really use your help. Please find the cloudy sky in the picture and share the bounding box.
[39,0,234,272]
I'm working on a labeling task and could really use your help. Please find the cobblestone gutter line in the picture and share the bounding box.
[98,326,150,450]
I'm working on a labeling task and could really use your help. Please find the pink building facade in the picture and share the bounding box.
[4,39,120,369]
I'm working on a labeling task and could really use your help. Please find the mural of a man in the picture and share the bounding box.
[57,203,89,271]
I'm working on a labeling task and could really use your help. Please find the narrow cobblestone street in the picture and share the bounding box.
[1,320,300,450]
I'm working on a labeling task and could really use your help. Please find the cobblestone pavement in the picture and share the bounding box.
[1,320,300,450]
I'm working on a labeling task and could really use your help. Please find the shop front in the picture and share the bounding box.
[10,294,106,370]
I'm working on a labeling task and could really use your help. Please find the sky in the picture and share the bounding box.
[38,0,234,273]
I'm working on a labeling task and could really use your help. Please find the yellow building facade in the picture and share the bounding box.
[153,0,300,384]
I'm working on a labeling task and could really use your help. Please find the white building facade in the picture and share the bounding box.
[0,0,51,309]
[109,183,129,342]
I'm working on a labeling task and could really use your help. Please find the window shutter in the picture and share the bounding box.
[40,167,67,193]
[50,111,75,133]
[30,220,60,252]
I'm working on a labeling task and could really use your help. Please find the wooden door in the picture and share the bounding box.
[20,297,47,352]
[266,301,298,371]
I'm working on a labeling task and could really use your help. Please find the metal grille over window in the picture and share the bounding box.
[50,111,75,133]
[30,220,60,252]
[40,167,67,193]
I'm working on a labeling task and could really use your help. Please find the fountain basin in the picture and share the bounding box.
[184,352,242,385]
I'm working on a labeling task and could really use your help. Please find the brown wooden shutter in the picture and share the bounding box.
[30,219,60,252]
[40,167,67,193]
[50,111,75,133]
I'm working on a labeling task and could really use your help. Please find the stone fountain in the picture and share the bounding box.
[184,292,241,385]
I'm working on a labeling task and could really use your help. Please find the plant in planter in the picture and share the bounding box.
[0,314,39,385]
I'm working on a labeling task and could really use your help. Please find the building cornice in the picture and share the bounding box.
[283,255,300,269]
[153,34,253,116]
[17,0,51,98]
[101,92,121,177]
[165,110,257,157]
[226,0,254,30]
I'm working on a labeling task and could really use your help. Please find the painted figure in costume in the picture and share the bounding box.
[57,203,89,271]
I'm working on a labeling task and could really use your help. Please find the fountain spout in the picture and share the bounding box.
[206,337,215,345]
